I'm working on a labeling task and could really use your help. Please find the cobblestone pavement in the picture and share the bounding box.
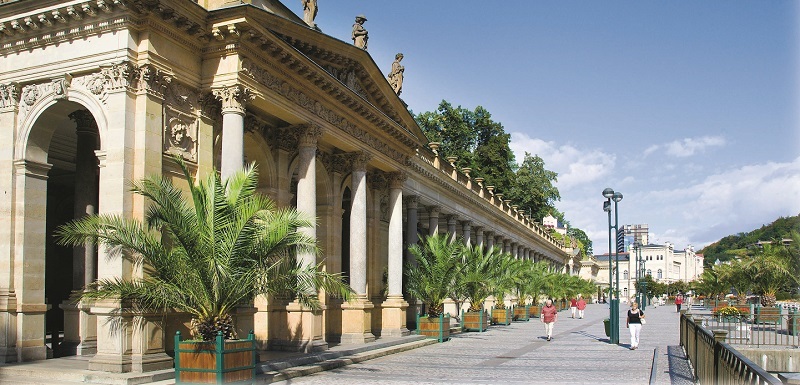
[274,303,695,385]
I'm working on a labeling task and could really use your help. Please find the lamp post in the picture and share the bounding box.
[640,244,647,308]
[634,241,645,309]
[602,188,622,345]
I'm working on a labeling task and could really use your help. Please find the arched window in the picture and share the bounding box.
[623,270,629,280]
[647,269,652,277]
[657,269,663,279]
[623,288,628,297]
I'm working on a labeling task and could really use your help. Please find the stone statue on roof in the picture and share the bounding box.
[387,53,404,95]
[301,0,317,28]
[352,14,368,50]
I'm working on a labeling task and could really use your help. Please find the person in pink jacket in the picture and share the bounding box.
[576,295,587,319]
[540,299,558,341]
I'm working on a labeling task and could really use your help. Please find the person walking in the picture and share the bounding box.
[541,299,558,341]
[626,301,645,350]
[675,294,683,313]
[576,295,587,319]
[569,297,578,318]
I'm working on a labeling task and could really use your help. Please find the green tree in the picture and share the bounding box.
[717,259,753,304]
[460,245,504,311]
[416,101,476,170]
[506,153,560,221]
[744,238,800,306]
[56,158,353,341]
[567,228,593,257]
[406,233,464,317]
[694,268,728,300]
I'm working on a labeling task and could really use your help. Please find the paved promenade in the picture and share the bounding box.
[273,303,694,385]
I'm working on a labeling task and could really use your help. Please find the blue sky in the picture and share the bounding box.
[282,1,800,254]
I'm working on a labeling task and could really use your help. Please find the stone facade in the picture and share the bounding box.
[0,0,570,372]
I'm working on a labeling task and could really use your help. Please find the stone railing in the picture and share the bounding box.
[418,142,566,251]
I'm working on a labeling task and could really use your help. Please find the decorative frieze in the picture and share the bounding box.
[138,64,172,99]
[240,58,408,164]
[323,65,366,99]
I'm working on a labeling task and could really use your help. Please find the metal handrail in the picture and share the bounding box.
[680,312,781,385]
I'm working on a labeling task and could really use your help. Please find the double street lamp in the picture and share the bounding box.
[634,241,647,309]
[603,187,622,345]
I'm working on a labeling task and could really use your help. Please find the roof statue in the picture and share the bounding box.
[387,53,404,95]
[352,14,368,50]
[301,0,318,28]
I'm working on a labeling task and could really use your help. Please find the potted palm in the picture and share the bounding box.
[56,157,352,384]
[489,253,516,326]
[459,245,502,332]
[527,262,550,318]
[406,233,463,342]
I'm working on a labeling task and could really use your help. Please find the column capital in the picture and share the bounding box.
[461,220,472,228]
[427,205,440,217]
[0,82,20,110]
[387,171,407,189]
[213,85,255,115]
[14,159,52,180]
[297,124,323,147]
[446,214,459,224]
[349,151,371,172]
[474,226,484,234]
[404,195,419,208]
[367,172,388,190]
[69,109,98,134]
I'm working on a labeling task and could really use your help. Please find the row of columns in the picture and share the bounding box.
[403,202,554,264]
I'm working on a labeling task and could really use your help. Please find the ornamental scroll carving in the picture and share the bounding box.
[240,58,407,164]
[212,85,254,115]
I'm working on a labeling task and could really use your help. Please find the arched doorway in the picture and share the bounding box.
[21,102,100,358]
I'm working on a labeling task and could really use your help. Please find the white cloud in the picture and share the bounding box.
[510,132,616,190]
[666,136,726,157]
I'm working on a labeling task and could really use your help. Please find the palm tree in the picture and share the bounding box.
[696,268,727,301]
[717,259,752,304]
[56,157,352,341]
[460,244,504,312]
[745,241,799,307]
[487,252,517,309]
[405,233,463,317]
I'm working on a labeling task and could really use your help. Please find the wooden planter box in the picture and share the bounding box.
[461,310,489,332]
[755,306,781,326]
[491,307,512,325]
[174,331,256,384]
[513,305,530,321]
[417,314,450,342]
[529,305,541,318]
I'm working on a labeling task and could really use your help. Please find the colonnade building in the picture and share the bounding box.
[0,0,572,373]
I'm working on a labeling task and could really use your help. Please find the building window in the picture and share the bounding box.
[657,269,663,279]
[624,288,628,297]
[647,269,652,277]
[623,270,629,280]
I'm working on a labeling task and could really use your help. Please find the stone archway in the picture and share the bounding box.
[14,100,101,361]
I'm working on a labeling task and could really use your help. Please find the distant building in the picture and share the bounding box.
[543,213,568,236]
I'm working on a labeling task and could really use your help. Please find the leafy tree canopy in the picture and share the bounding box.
[699,214,800,265]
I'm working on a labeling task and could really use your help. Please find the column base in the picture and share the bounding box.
[88,352,173,373]
[18,345,47,361]
[59,295,97,356]
[0,347,16,363]
[267,300,327,353]
[380,296,409,337]
[340,297,375,344]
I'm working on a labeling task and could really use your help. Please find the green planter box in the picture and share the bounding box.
[417,313,450,342]
[491,307,512,325]
[789,313,799,336]
[174,331,256,385]
[462,310,489,332]
[513,305,530,321]
[603,318,611,337]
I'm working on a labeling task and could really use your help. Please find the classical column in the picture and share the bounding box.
[60,110,98,356]
[504,239,511,254]
[511,242,518,259]
[485,231,494,249]
[428,206,440,236]
[404,195,420,329]
[382,172,409,337]
[0,83,18,363]
[462,220,472,246]
[214,85,253,180]
[275,125,326,352]
[475,226,484,249]
[447,215,458,242]
[341,152,375,344]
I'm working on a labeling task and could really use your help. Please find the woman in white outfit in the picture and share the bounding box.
[626,302,645,350]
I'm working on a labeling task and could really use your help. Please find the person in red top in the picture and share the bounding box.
[576,295,587,319]
[675,294,684,313]
[540,299,558,341]
[569,297,578,318]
